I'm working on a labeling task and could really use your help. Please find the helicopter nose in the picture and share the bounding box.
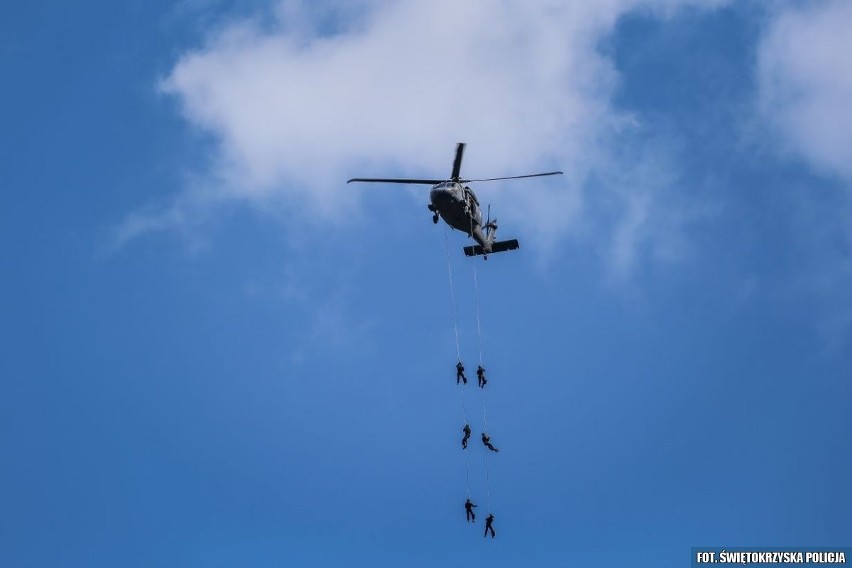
[430,188,452,208]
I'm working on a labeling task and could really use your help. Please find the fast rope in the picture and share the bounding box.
[471,255,488,432]
[469,215,493,513]
[443,225,471,499]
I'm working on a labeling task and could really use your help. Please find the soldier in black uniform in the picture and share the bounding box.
[477,365,487,388]
[481,432,499,452]
[484,513,495,538]
[456,361,467,385]
[465,498,477,522]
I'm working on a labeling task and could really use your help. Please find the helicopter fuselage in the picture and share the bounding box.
[429,182,490,248]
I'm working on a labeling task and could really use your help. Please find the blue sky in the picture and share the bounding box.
[2,1,851,566]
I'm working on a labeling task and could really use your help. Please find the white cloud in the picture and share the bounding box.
[757,0,852,182]
[126,0,732,272]
[756,1,852,346]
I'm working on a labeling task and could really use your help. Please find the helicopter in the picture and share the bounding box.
[347,143,563,259]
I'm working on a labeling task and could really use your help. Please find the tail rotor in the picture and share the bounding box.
[485,204,497,240]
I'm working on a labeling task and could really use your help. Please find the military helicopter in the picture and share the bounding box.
[347,143,563,258]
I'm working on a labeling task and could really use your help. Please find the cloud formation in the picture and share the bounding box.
[758,0,852,182]
[756,1,852,347]
[130,0,733,270]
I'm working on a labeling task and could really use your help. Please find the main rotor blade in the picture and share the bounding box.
[347,178,445,185]
[450,142,466,181]
[462,171,564,183]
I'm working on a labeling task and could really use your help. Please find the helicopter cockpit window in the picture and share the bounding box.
[463,187,480,205]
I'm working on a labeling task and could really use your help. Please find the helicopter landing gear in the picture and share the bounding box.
[428,204,439,224]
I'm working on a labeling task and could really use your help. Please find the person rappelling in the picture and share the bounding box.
[484,513,496,538]
[456,361,467,385]
[464,498,477,522]
[481,432,499,452]
[477,365,487,388]
[462,423,471,449]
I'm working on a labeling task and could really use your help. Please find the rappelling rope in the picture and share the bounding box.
[443,226,462,365]
[484,444,492,512]
[443,225,471,499]
[469,215,493,513]
[473,257,493,513]
[471,256,488,432]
